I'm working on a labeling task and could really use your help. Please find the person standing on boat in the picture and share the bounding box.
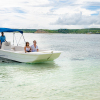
[24,42,31,53]
[0,32,6,44]
[31,40,39,52]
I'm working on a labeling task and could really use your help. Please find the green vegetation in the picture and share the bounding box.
[20,29,37,33]
[42,29,58,33]
[19,28,100,34]
[57,28,100,34]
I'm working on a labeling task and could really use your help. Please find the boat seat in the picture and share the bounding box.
[14,46,24,51]
[1,42,11,50]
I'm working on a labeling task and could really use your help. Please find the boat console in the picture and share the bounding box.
[1,42,11,50]
[1,42,24,51]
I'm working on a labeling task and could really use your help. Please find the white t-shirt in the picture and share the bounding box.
[31,45,38,52]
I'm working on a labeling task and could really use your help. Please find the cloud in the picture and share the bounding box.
[0,0,100,29]
[54,12,100,25]
[0,7,26,14]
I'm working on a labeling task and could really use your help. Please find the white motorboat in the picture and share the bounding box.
[0,28,62,63]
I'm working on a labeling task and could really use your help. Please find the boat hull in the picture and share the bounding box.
[0,50,61,63]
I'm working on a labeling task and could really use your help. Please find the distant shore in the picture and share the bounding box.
[19,28,100,34]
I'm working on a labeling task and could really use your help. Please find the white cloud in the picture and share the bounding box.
[54,12,100,25]
[0,0,100,29]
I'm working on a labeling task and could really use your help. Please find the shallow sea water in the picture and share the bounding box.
[0,33,100,100]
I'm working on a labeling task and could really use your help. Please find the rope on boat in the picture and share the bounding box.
[47,51,53,60]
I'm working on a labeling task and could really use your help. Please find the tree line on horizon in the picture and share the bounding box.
[20,28,100,34]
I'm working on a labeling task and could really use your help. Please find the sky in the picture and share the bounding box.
[0,0,100,29]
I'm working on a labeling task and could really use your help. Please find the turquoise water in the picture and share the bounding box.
[0,34,100,100]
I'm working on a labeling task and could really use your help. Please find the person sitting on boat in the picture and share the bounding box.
[31,40,39,52]
[0,32,6,44]
[24,42,31,53]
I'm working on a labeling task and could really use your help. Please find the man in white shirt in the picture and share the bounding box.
[31,40,39,52]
